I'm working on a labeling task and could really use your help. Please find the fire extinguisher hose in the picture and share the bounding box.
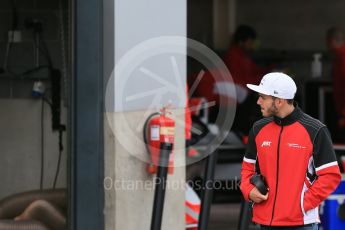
[143,112,160,164]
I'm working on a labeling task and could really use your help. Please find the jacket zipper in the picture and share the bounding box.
[270,125,284,225]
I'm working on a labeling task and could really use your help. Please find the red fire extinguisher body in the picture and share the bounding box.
[147,113,175,174]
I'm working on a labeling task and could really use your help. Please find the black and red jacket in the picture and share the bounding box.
[240,107,341,226]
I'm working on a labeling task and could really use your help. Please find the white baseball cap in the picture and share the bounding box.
[246,72,297,99]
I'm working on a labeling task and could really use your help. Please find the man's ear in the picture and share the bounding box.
[276,98,285,108]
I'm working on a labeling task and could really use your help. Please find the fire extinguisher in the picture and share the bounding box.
[144,107,175,230]
[143,107,175,174]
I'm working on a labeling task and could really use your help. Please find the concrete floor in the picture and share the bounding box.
[209,203,241,230]
[208,203,259,230]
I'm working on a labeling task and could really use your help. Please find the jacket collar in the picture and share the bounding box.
[273,106,302,126]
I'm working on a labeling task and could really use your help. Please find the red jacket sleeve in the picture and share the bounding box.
[185,88,192,140]
[303,127,341,212]
[303,166,341,212]
[240,128,257,201]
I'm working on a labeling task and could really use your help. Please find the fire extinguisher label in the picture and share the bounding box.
[160,127,175,136]
[150,125,160,141]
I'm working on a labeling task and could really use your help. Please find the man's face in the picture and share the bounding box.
[327,38,338,51]
[242,39,255,52]
[327,37,343,51]
[257,94,278,117]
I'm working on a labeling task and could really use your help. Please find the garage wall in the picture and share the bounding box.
[0,0,69,199]
[0,99,67,199]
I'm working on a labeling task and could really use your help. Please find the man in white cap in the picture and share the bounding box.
[240,72,341,229]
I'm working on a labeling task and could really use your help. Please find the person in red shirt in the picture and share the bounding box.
[188,25,272,133]
[223,25,271,87]
[223,25,272,134]
[241,72,341,229]
[326,27,345,142]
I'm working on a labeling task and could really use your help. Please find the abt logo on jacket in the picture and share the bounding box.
[261,141,272,147]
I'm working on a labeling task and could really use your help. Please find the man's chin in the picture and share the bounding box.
[261,112,271,118]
